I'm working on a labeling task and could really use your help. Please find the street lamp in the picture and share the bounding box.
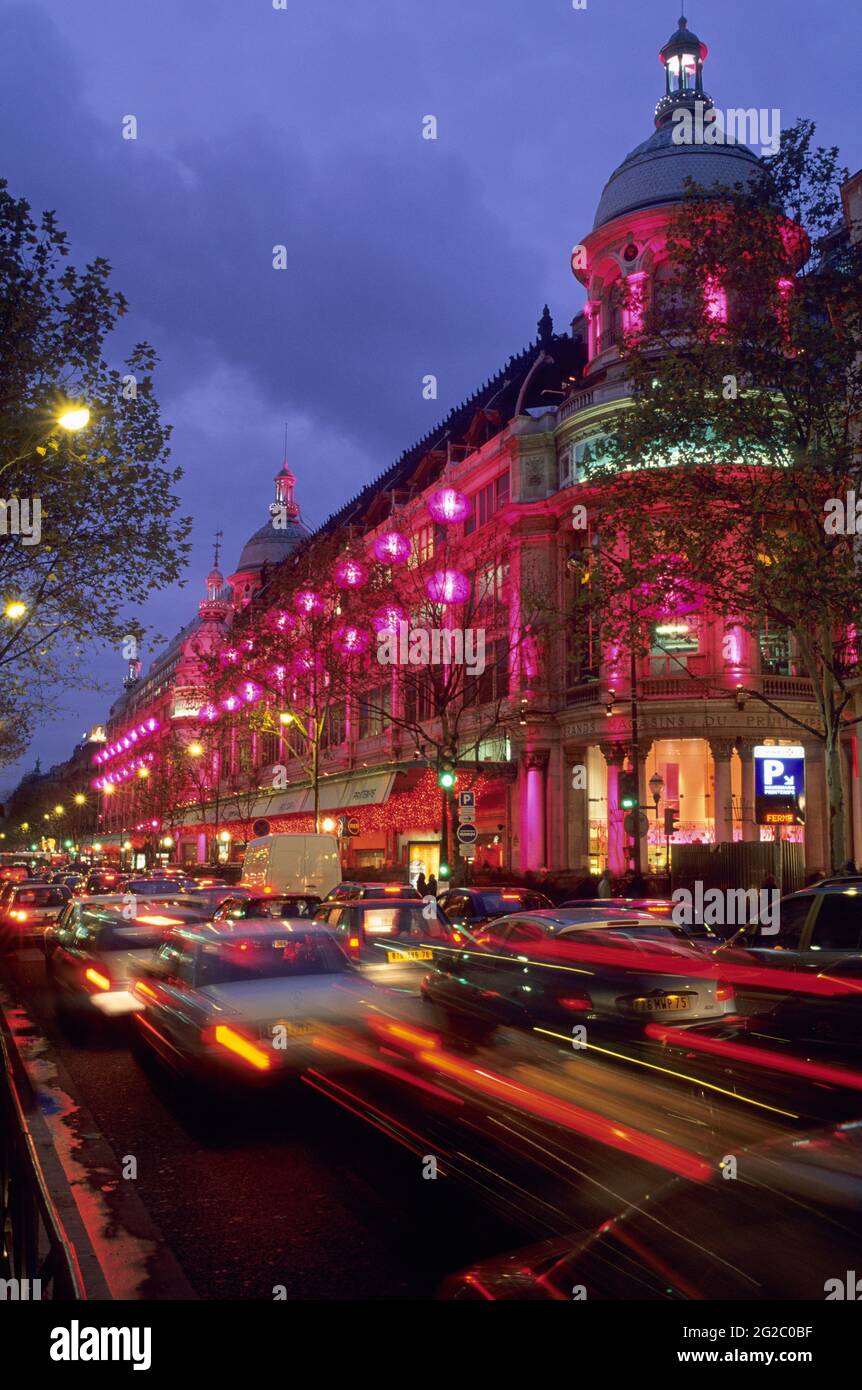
[648,772,664,811]
[54,804,64,816]
[187,742,204,757]
[57,405,90,432]
[74,793,86,806]
[4,601,27,620]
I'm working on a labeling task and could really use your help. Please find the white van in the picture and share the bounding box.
[241,833,342,897]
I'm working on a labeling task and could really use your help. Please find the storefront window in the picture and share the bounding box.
[759,621,793,675]
[650,620,699,674]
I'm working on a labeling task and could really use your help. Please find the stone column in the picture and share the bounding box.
[735,738,759,843]
[546,741,567,871]
[709,739,734,845]
[567,746,591,872]
[802,741,828,875]
[601,743,626,877]
[520,749,549,871]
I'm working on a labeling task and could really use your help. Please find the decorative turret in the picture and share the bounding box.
[273,459,300,520]
[199,530,230,622]
[655,14,712,130]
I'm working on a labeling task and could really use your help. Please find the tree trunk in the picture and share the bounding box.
[825,731,847,872]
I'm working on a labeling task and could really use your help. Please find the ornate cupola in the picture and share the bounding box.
[655,14,711,129]
[274,459,299,519]
[199,531,230,623]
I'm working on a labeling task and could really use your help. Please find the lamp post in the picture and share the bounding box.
[648,771,664,878]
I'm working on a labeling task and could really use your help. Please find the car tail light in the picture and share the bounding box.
[383,886,400,894]
[137,914,184,927]
[716,981,734,1003]
[135,980,158,1000]
[85,967,111,992]
[11,909,28,921]
[203,1024,271,1071]
[558,992,593,1012]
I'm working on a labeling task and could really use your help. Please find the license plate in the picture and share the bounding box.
[632,994,690,1012]
[386,948,433,963]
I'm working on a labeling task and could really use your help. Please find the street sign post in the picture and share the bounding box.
[456,823,477,845]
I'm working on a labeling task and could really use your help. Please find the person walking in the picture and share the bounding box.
[427,873,438,898]
[416,871,427,896]
[597,869,612,898]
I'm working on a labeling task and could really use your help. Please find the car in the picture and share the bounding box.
[213,892,321,922]
[322,882,421,903]
[0,881,72,948]
[439,1120,862,1300]
[44,895,213,971]
[719,881,862,965]
[422,910,735,1039]
[131,920,370,1088]
[0,863,32,883]
[81,867,125,896]
[46,902,207,1030]
[175,885,254,915]
[438,887,554,935]
[558,898,719,947]
[122,875,198,897]
[51,871,85,891]
[314,897,464,988]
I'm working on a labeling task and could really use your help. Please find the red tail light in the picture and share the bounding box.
[558,993,593,1012]
[716,981,734,1003]
[202,1024,271,1071]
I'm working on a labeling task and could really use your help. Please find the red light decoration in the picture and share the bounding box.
[334,558,368,589]
[295,589,323,615]
[425,569,470,604]
[372,531,411,564]
[372,604,406,634]
[428,487,470,524]
[333,625,370,655]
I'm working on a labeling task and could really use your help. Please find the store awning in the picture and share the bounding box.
[177,770,396,828]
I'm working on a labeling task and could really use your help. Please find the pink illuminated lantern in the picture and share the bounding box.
[221,693,240,713]
[334,625,370,655]
[240,680,262,704]
[425,569,470,604]
[334,558,368,589]
[372,531,411,564]
[219,647,240,666]
[295,589,323,616]
[266,609,295,635]
[428,487,470,524]
[371,604,405,634]
[198,703,220,723]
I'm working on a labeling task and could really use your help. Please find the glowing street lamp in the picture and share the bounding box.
[54,804,64,816]
[74,793,86,806]
[57,405,90,432]
[187,742,204,757]
[279,712,295,726]
[4,601,27,620]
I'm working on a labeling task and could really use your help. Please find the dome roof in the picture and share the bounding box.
[235,514,310,574]
[593,122,762,230]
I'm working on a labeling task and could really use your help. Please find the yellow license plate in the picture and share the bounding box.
[633,994,690,1012]
[386,948,433,963]
[274,1019,313,1037]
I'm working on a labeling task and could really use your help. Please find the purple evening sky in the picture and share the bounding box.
[0,0,859,791]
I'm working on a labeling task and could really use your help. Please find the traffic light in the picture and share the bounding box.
[619,769,638,811]
[664,806,678,836]
[439,862,450,879]
[437,755,456,790]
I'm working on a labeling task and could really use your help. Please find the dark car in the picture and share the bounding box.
[122,875,198,897]
[559,897,719,947]
[422,910,734,1039]
[322,882,421,903]
[0,881,72,947]
[438,887,553,935]
[47,906,181,1028]
[131,921,370,1089]
[213,892,321,922]
[440,1120,862,1300]
[315,897,460,988]
[81,867,125,896]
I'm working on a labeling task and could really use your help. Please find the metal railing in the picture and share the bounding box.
[0,1013,86,1299]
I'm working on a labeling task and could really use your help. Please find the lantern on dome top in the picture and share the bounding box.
[425,569,470,604]
[295,589,323,616]
[372,604,406,634]
[334,558,368,589]
[428,487,470,524]
[372,531,411,564]
[334,625,370,655]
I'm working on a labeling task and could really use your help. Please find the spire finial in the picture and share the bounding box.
[213,528,223,570]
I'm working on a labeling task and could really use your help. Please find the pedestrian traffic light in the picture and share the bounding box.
[664,806,678,836]
[439,862,450,879]
[619,769,638,811]
[437,755,456,790]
